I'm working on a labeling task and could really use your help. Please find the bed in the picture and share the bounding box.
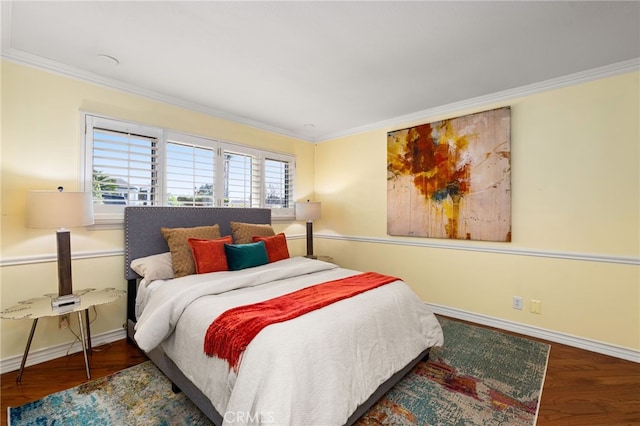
[124,206,444,425]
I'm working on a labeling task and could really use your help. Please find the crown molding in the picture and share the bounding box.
[316,58,640,142]
[0,47,316,143]
[2,37,637,145]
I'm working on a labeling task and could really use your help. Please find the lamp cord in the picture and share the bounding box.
[64,306,112,356]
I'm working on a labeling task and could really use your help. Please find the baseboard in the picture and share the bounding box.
[0,328,127,374]
[3,306,637,374]
[427,303,640,363]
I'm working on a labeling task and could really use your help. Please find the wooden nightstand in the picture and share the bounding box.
[1,287,124,382]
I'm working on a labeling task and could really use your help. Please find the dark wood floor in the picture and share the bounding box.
[1,326,639,426]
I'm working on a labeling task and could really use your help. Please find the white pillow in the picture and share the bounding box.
[130,252,174,285]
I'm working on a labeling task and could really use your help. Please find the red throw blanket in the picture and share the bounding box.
[204,272,400,370]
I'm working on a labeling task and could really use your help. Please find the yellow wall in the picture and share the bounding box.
[0,61,312,360]
[314,71,640,351]
[1,60,638,363]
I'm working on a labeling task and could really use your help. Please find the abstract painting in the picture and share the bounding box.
[387,107,511,242]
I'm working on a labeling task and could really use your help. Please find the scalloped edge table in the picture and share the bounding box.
[1,288,125,382]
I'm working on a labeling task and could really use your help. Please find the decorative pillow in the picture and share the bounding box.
[188,236,232,274]
[224,241,269,271]
[252,233,290,263]
[230,221,275,244]
[130,252,174,284]
[161,225,221,277]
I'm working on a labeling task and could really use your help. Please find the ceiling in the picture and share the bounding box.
[2,1,639,142]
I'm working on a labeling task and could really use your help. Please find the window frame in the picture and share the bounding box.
[165,131,218,208]
[80,113,296,225]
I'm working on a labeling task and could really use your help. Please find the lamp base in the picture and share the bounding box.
[56,230,73,297]
[305,221,315,258]
[304,254,317,259]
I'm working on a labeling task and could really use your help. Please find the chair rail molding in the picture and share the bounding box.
[3,235,636,267]
[315,233,639,266]
[0,249,124,267]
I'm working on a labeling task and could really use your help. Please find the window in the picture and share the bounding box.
[223,148,259,207]
[220,144,294,210]
[166,132,217,207]
[82,114,296,224]
[264,157,294,210]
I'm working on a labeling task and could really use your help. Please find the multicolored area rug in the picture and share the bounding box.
[8,317,549,426]
[356,317,550,425]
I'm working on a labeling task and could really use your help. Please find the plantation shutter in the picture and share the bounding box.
[165,132,216,207]
[83,114,296,224]
[91,128,159,207]
[222,146,261,208]
[264,156,294,212]
[219,144,294,216]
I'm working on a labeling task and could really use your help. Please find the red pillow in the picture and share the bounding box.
[188,236,233,274]
[252,233,290,263]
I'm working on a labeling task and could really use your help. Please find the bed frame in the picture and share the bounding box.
[124,206,428,425]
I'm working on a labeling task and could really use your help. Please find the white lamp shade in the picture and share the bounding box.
[27,190,94,229]
[296,201,321,221]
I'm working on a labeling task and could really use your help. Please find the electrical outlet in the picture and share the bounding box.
[530,299,542,314]
[513,296,523,310]
[59,314,70,329]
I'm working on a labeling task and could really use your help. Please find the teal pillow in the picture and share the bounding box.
[224,241,269,271]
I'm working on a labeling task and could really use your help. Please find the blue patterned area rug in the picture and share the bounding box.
[356,317,549,425]
[8,317,549,425]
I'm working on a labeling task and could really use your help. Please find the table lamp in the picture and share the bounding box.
[295,200,321,259]
[26,187,94,307]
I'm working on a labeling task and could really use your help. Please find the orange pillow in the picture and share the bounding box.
[188,236,233,274]
[252,233,290,263]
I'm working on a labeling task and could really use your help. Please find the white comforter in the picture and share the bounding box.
[135,257,444,425]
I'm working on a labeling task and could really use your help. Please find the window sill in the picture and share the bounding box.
[87,221,124,231]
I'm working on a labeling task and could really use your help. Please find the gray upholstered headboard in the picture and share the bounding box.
[124,206,272,281]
